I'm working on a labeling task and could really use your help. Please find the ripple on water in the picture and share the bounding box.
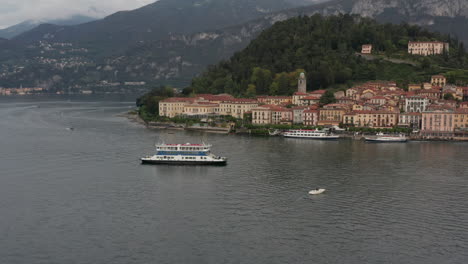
[1,101,468,264]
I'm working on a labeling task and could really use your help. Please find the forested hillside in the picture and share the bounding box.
[191,14,468,96]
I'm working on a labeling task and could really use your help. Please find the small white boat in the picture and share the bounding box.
[269,129,281,136]
[365,132,407,142]
[309,188,326,195]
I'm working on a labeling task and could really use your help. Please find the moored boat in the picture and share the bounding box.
[283,129,340,140]
[141,143,227,165]
[365,132,407,142]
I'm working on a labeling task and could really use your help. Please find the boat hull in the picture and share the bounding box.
[365,138,407,143]
[284,135,339,140]
[141,159,227,166]
[309,189,326,195]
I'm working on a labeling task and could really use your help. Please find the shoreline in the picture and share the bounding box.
[121,112,468,141]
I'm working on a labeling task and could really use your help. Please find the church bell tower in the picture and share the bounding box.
[298,72,306,93]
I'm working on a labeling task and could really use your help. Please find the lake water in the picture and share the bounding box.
[0,100,467,264]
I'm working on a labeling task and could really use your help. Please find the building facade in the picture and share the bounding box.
[421,110,454,138]
[431,75,446,87]
[159,97,195,118]
[361,44,372,54]
[405,96,429,113]
[219,99,258,119]
[408,41,449,56]
[257,96,292,106]
[399,112,422,129]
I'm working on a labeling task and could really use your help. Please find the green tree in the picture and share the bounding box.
[246,84,257,98]
[319,90,336,106]
[251,67,273,95]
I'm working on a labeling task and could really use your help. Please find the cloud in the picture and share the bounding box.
[0,0,156,29]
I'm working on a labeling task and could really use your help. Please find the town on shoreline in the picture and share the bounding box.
[151,69,468,141]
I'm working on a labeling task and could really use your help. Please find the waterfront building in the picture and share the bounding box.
[219,99,258,119]
[460,102,468,109]
[343,112,357,126]
[252,105,292,125]
[361,44,373,54]
[421,109,454,138]
[197,94,234,103]
[431,75,446,87]
[318,104,347,126]
[303,108,319,127]
[252,105,274,125]
[159,97,196,118]
[273,108,293,125]
[405,96,430,113]
[408,41,449,56]
[183,102,219,117]
[399,112,422,129]
[351,110,399,128]
[292,106,307,124]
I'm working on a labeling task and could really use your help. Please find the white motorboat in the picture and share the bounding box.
[283,129,339,140]
[365,132,407,142]
[309,188,326,195]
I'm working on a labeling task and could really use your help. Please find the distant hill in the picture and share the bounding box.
[190,14,468,96]
[12,0,302,56]
[1,0,468,90]
[0,15,96,39]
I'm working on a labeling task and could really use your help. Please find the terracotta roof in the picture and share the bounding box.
[186,102,218,106]
[223,98,258,103]
[257,96,290,99]
[162,97,195,103]
[401,112,422,116]
[310,89,327,94]
[409,41,447,44]
[353,110,399,114]
[301,96,320,100]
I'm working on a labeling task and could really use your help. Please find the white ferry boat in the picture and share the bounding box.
[283,129,340,140]
[365,133,407,143]
[141,143,227,165]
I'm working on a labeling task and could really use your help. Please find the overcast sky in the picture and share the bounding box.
[0,0,156,29]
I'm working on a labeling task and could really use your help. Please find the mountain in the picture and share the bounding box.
[115,0,468,86]
[12,0,304,56]
[2,0,468,90]
[189,14,468,96]
[0,15,96,39]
